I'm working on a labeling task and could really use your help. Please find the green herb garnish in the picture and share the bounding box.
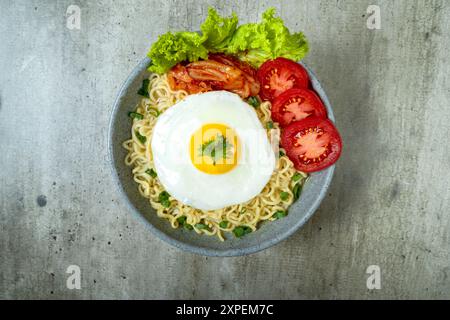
[195,223,211,231]
[292,172,303,182]
[280,191,289,201]
[233,227,245,238]
[160,199,170,208]
[159,191,170,200]
[266,121,274,129]
[293,183,302,201]
[137,79,150,97]
[199,134,234,166]
[273,211,287,219]
[128,111,144,120]
[279,150,285,157]
[177,216,187,225]
[247,96,260,108]
[219,221,229,229]
[135,130,147,144]
[158,191,171,208]
[145,168,157,178]
[177,216,193,230]
[233,226,252,238]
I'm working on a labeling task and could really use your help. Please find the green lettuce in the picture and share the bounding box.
[200,8,238,52]
[147,31,208,74]
[226,8,309,67]
[146,7,309,74]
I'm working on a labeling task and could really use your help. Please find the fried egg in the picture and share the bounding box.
[151,91,275,211]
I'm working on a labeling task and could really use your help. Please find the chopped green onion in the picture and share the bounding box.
[137,79,150,97]
[219,221,229,229]
[135,130,147,144]
[148,107,160,117]
[177,216,193,230]
[145,168,157,178]
[243,226,252,234]
[195,223,211,231]
[266,121,274,129]
[293,183,302,201]
[279,150,285,157]
[233,226,252,238]
[158,191,170,208]
[280,191,289,201]
[177,216,187,225]
[273,211,288,219]
[292,172,302,182]
[233,227,245,238]
[247,96,260,108]
[161,199,170,208]
[159,191,170,200]
[128,111,144,120]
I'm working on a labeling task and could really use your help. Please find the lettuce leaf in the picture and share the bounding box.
[147,31,208,74]
[146,7,309,74]
[226,8,309,67]
[200,8,238,52]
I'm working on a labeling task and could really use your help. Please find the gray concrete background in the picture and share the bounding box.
[1,0,449,299]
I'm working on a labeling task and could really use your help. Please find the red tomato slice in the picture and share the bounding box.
[281,117,342,173]
[272,88,327,127]
[257,57,309,101]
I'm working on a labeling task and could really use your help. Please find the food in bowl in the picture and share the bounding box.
[122,8,342,241]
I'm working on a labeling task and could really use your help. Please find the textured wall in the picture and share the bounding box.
[0,0,449,299]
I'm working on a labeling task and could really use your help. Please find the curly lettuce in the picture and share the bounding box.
[146,7,309,73]
[147,32,208,74]
[200,8,238,52]
[226,8,309,67]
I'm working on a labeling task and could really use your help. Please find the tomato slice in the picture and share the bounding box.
[257,57,309,101]
[281,117,342,173]
[272,88,327,127]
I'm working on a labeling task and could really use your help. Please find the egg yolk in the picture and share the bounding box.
[190,123,239,175]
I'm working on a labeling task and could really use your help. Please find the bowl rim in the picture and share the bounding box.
[108,57,335,257]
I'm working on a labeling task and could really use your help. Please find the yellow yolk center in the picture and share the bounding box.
[190,123,239,175]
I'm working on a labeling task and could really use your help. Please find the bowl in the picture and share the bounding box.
[108,57,335,257]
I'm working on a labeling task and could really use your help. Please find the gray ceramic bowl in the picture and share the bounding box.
[108,57,335,257]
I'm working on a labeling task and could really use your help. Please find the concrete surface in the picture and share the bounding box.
[1,0,449,299]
